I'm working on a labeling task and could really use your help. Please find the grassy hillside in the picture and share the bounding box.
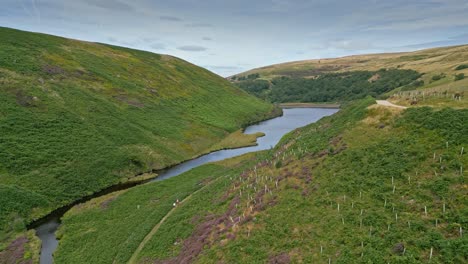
[235,45,468,80]
[52,98,466,263]
[0,27,277,252]
[232,45,468,107]
[53,156,257,264]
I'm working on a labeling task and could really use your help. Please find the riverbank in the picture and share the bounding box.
[26,108,282,230]
[279,102,340,108]
[0,106,281,264]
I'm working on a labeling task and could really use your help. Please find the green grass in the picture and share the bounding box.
[60,98,467,263]
[197,101,467,263]
[53,155,259,263]
[0,26,276,251]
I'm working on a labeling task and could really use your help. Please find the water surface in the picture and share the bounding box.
[153,108,338,181]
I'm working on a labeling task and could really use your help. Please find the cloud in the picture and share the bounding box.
[142,37,156,43]
[4,0,468,77]
[160,15,182,21]
[82,0,135,12]
[177,45,207,52]
[106,37,137,47]
[150,43,166,50]
[31,0,41,23]
[358,0,468,32]
[307,39,377,52]
[449,33,468,40]
[397,33,468,50]
[204,65,245,76]
[326,39,375,51]
[185,23,213,28]
[205,65,242,70]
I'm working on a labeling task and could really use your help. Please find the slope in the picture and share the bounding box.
[232,45,468,107]
[235,45,468,80]
[0,26,277,251]
[57,98,467,263]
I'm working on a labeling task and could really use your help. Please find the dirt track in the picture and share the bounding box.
[376,100,407,109]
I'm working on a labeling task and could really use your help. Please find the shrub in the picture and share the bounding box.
[432,73,445,81]
[454,73,465,81]
[455,64,468,70]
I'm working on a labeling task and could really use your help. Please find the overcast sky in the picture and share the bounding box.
[1,0,468,76]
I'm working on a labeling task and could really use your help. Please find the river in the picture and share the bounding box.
[35,107,338,264]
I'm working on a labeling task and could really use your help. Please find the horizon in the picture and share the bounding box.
[2,0,468,77]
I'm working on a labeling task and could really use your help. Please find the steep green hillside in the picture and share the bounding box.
[53,98,467,263]
[0,27,276,248]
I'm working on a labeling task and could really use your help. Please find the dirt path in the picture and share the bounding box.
[376,100,407,109]
[127,177,220,264]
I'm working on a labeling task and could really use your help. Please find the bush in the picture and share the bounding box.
[455,64,468,70]
[275,160,282,168]
[247,73,260,80]
[401,80,425,91]
[432,73,446,81]
[454,73,465,81]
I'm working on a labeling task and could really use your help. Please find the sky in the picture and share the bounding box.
[1,0,468,76]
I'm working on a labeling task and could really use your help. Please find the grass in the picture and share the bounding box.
[207,130,266,151]
[0,26,276,257]
[56,97,467,263]
[53,154,259,264]
[0,230,40,263]
[390,77,468,108]
[198,99,467,263]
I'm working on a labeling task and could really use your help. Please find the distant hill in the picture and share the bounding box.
[231,45,468,107]
[234,45,468,79]
[0,27,276,243]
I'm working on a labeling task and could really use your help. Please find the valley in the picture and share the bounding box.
[0,26,467,264]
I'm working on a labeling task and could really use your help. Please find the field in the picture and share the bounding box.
[54,98,467,263]
[0,26,276,260]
